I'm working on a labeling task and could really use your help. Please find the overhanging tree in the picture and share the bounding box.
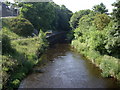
[69,9,91,29]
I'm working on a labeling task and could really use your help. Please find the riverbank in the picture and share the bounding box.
[2,36,48,90]
[1,18,48,89]
[71,40,120,81]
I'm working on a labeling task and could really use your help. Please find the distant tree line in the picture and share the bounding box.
[19,2,72,32]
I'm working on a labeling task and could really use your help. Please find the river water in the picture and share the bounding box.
[19,44,119,88]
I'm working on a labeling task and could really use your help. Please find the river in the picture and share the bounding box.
[19,44,119,88]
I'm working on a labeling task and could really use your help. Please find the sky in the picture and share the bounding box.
[53,0,116,13]
[6,0,117,13]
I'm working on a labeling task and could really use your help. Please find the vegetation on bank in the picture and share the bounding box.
[1,1,120,90]
[69,2,120,80]
[2,17,34,38]
[2,37,48,89]
[1,17,48,89]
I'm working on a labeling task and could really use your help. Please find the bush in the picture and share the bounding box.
[2,34,14,54]
[2,27,21,40]
[2,17,34,37]
[69,9,91,29]
[66,30,74,42]
[100,55,119,77]
[2,55,17,89]
[93,13,110,30]
[2,36,48,90]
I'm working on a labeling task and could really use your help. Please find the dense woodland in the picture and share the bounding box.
[19,2,72,32]
[1,1,120,90]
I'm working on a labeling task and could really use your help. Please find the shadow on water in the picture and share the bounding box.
[19,44,120,88]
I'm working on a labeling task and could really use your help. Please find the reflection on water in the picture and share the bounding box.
[19,44,119,88]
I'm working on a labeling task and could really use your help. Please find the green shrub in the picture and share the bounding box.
[93,13,110,30]
[105,21,120,57]
[87,30,107,54]
[66,30,74,42]
[2,55,17,89]
[2,17,34,37]
[10,18,34,37]
[2,34,14,54]
[69,9,91,29]
[2,27,21,40]
[104,1,120,57]
[117,72,120,80]
[2,36,48,90]
[100,55,119,77]
[11,79,20,88]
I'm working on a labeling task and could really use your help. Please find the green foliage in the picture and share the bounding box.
[105,1,120,57]
[10,18,34,37]
[71,40,88,53]
[2,34,48,89]
[2,34,14,54]
[70,2,120,80]
[72,40,120,79]
[92,3,108,14]
[39,30,47,42]
[20,2,72,32]
[100,55,119,78]
[11,79,20,88]
[52,4,72,31]
[2,55,17,89]
[20,2,55,31]
[75,12,95,35]
[73,12,111,55]
[105,34,120,57]
[112,1,120,26]
[69,9,91,29]
[66,30,74,42]
[93,14,110,30]
[2,27,21,40]
[87,30,107,54]
[2,17,34,37]
[73,12,96,43]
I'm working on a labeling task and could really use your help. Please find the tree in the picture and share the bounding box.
[20,2,72,32]
[92,3,108,14]
[20,2,55,32]
[93,13,110,30]
[105,1,120,57]
[69,9,91,29]
[53,5,72,31]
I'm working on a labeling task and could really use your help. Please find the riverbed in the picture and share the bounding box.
[19,44,119,88]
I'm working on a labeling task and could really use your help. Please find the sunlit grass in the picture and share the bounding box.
[2,36,48,89]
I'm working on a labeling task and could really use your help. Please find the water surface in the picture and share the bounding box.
[19,44,119,88]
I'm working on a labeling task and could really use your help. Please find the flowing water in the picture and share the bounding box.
[19,44,119,88]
